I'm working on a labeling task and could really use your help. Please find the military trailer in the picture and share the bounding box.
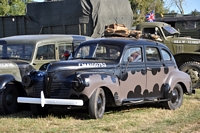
[136,22,200,88]
[18,37,194,119]
[0,34,92,114]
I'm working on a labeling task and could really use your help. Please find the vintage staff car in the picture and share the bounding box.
[0,34,92,115]
[18,37,195,119]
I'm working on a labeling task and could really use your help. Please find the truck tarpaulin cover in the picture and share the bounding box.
[26,0,133,38]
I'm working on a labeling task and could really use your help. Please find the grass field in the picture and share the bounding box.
[0,89,200,133]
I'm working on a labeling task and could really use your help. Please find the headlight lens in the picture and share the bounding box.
[22,75,32,87]
[72,77,85,92]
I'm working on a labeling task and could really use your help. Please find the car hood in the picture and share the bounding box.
[47,59,118,72]
[0,60,33,82]
[0,60,31,69]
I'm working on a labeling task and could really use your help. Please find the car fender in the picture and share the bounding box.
[78,72,120,98]
[0,74,15,91]
[164,69,191,93]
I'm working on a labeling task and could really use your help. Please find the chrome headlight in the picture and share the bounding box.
[72,77,89,92]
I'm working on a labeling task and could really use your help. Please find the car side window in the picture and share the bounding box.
[146,47,160,61]
[58,43,72,60]
[143,28,155,34]
[161,49,171,61]
[36,44,55,60]
[123,47,142,62]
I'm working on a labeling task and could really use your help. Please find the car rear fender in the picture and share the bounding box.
[164,70,191,93]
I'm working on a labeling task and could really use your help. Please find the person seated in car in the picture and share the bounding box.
[130,51,141,62]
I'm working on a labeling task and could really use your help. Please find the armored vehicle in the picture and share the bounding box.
[18,37,194,119]
[0,34,92,114]
[136,22,200,88]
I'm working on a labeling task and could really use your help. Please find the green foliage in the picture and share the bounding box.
[0,0,33,16]
[191,9,200,16]
[129,0,169,26]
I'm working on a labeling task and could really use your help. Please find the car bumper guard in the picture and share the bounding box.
[17,91,83,107]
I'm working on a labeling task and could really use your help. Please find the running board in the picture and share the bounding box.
[122,98,169,105]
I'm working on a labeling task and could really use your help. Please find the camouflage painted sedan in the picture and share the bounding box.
[18,37,194,119]
[0,34,92,114]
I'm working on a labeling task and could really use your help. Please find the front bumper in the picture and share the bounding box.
[17,91,83,107]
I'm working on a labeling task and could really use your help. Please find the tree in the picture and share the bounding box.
[0,0,10,16]
[165,0,185,14]
[191,9,200,16]
[129,0,168,26]
[0,0,33,16]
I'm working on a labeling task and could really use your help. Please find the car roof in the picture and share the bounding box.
[80,37,168,49]
[0,34,92,45]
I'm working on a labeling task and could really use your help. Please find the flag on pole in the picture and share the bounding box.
[146,11,155,22]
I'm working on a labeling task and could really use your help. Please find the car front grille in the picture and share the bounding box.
[34,80,44,97]
[49,82,72,99]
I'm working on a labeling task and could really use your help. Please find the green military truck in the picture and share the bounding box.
[136,22,200,89]
[0,34,92,115]
[155,13,200,39]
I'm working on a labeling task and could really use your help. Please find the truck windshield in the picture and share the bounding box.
[0,44,34,61]
[74,43,122,60]
[162,25,180,36]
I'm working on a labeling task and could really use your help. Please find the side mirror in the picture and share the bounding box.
[127,56,134,62]
[64,51,71,60]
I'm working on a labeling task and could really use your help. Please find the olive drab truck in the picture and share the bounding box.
[136,22,200,89]
[155,13,200,39]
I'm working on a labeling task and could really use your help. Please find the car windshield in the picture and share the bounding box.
[0,44,34,61]
[74,43,122,60]
[162,25,180,36]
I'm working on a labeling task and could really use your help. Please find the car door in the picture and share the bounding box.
[119,46,147,101]
[145,46,165,99]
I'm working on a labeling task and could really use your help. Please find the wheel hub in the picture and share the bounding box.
[187,69,199,84]
[97,95,103,113]
[171,89,178,103]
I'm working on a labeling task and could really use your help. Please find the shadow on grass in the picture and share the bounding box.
[1,103,165,120]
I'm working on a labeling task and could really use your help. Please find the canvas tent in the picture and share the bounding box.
[26,0,133,38]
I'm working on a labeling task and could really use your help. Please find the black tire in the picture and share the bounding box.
[0,84,19,114]
[164,84,183,110]
[31,104,48,116]
[88,88,106,119]
[179,61,200,88]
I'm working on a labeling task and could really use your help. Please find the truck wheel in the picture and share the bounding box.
[31,104,48,116]
[88,88,106,119]
[179,61,200,88]
[164,84,183,110]
[0,84,19,114]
